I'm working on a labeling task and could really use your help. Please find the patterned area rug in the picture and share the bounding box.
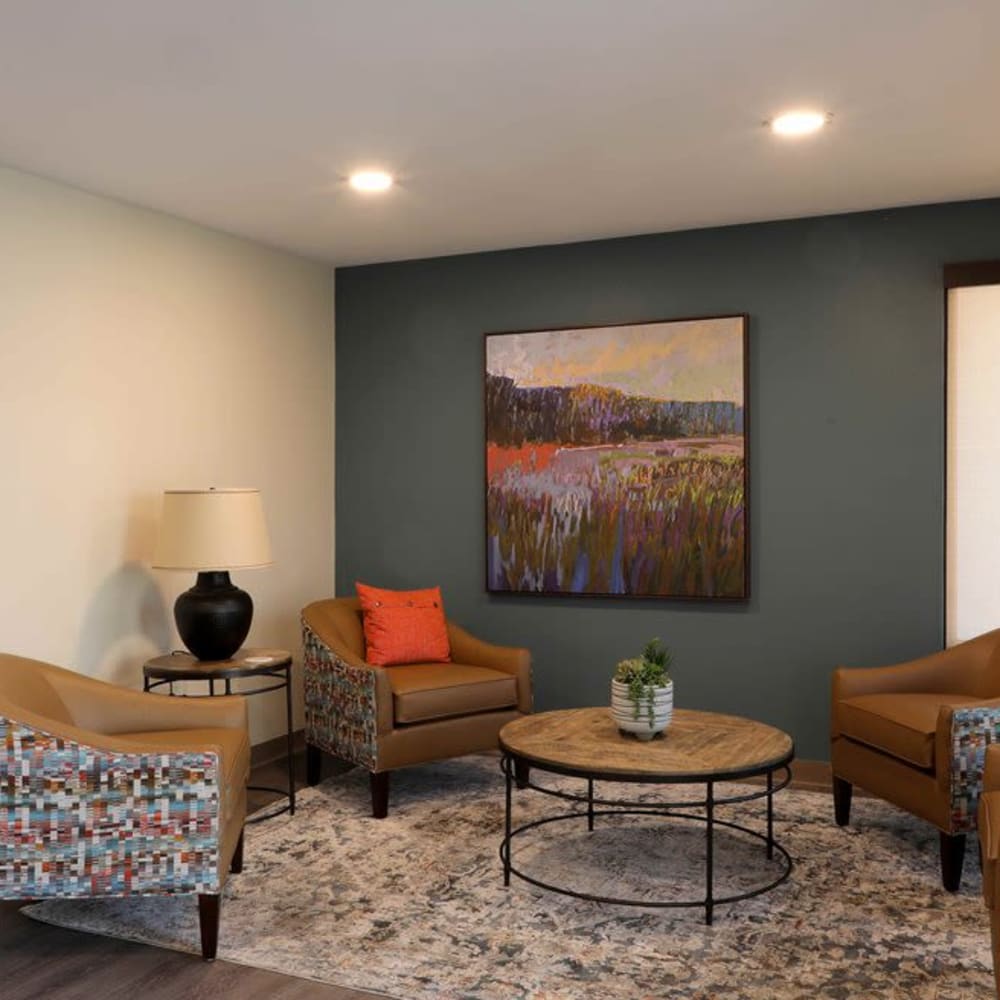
[24,755,994,999]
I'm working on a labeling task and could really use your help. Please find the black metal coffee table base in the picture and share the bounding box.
[499,752,793,925]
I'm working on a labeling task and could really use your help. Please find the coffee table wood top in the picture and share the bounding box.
[500,707,794,782]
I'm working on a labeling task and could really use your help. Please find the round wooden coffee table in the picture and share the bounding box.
[498,707,794,923]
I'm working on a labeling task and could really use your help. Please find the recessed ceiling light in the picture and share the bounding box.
[348,169,394,193]
[768,110,830,137]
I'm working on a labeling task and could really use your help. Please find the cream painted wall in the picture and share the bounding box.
[947,283,1000,645]
[0,165,334,743]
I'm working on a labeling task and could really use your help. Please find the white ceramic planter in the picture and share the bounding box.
[610,678,673,740]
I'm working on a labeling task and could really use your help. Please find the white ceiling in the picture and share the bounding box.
[1,1,998,265]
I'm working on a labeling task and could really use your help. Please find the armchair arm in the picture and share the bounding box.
[48,669,248,734]
[985,745,1000,796]
[979,747,1000,909]
[302,619,391,770]
[934,701,1000,833]
[981,748,1000,857]
[833,649,966,703]
[0,714,222,900]
[447,621,532,713]
[833,631,1000,709]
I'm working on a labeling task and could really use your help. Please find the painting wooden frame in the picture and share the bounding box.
[485,314,749,600]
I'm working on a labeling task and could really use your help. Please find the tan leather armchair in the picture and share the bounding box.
[980,745,1000,996]
[302,597,532,817]
[831,629,1000,890]
[0,653,249,960]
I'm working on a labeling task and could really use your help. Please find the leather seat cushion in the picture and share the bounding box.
[389,662,517,724]
[115,727,251,816]
[838,693,980,769]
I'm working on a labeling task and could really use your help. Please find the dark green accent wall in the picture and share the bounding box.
[335,199,1000,762]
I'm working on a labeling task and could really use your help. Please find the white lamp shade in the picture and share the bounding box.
[153,488,273,571]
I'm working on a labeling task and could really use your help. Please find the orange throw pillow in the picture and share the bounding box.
[355,582,451,667]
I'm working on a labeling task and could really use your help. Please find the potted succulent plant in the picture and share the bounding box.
[611,638,674,740]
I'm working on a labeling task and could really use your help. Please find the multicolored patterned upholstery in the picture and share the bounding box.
[950,705,1000,833]
[302,621,379,771]
[0,651,250,959]
[0,718,222,898]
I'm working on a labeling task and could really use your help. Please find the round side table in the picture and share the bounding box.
[142,647,295,823]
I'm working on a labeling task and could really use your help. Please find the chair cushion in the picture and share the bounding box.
[388,662,517,724]
[838,693,980,769]
[114,727,250,819]
[356,582,451,667]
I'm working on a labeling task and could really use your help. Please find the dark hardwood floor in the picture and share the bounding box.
[0,752,380,1000]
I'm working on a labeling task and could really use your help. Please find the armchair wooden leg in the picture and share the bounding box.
[197,893,221,961]
[371,771,389,819]
[230,829,244,875]
[306,743,323,787]
[832,776,852,827]
[514,759,530,790]
[940,832,966,892]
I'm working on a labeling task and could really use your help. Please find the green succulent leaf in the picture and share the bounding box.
[613,639,672,723]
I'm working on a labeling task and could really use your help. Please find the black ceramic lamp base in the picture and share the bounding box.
[175,571,253,661]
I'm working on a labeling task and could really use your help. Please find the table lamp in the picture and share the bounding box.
[153,488,273,661]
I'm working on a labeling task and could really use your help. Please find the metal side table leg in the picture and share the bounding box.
[286,663,296,815]
[705,780,715,925]
[766,770,774,860]
[503,754,513,887]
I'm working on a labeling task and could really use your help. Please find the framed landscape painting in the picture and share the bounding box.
[485,315,748,600]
